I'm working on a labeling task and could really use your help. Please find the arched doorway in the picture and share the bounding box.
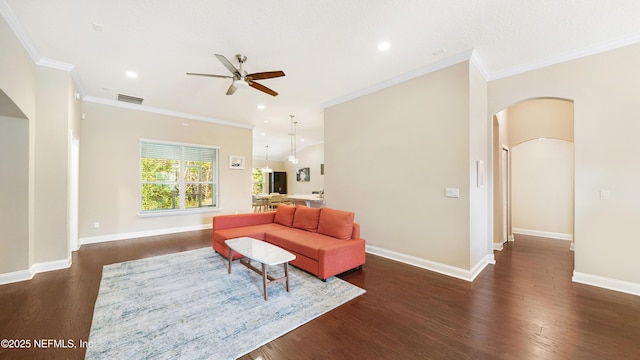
[493,97,574,250]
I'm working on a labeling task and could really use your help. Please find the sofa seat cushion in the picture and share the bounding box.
[213,223,289,243]
[265,229,347,261]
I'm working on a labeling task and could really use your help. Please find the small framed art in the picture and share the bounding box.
[229,155,245,169]
[297,167,310,182]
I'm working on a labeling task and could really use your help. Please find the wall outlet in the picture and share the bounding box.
[93,222,100,228]
[600,190,611,200]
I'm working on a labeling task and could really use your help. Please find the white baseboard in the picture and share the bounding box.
[366,245,495,282]
[2,224,212,285]
[512,228,573,241]
[493,241,505,251]
[0,257,71,286]
[0,269,32,284]
[80,223,212,246]
[572,271,640,297]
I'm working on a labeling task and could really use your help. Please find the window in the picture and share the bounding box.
[140,140,218,213]
[252,168,264,195]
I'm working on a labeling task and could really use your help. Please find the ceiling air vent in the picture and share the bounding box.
[117,94,144,105]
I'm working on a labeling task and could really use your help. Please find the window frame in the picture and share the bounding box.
[139,139,219,216]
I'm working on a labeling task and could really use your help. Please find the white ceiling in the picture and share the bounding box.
[3,0,640,160]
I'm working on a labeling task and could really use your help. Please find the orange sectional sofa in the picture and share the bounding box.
[212,204,366,280]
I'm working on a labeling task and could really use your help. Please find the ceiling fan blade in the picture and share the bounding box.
[226,83,238,95]
[215,54,241,77]
[186,72,234,79]
[246,71,285,81]
[248,81,278,96]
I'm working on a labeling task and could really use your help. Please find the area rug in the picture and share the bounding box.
[85,247,365,360]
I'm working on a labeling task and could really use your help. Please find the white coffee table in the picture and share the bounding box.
[225,237,296,300]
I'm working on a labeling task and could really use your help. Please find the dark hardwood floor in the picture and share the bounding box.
[1,232,639,359]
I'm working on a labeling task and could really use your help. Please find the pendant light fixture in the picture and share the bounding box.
[288,115,298,164]
[262,145,273,173]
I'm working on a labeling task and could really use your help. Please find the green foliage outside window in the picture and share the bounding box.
[252,168,264,195]
[140,142,217,212]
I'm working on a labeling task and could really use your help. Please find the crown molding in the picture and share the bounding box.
[36,57,75,72]
[489,33,640,81]
[469,49,491,80]
[35,59,87,97]
[321,49,475,109]
[83,96,254,129]
[0,0,39,62]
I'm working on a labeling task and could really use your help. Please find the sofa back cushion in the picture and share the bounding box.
[317,208,355,240]
[273,204,296,227]
[292,205,322,232]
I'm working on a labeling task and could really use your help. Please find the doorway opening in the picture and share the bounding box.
[492,98,574,251]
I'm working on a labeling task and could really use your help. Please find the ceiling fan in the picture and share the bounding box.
[187,54,285,96]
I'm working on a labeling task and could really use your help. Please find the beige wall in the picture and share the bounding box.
[0,16,79,282]
[502,98,574,240]
[492,109,510,246]
[284,143,324,195]
[34,66,75,263]
[0,15,35,120]
[468,61,490,269]
[489,43,640,285]
[79,102,253,241]
[0,15,34,280]
[325,61,481,271]
[511,139,574,237]
[0,116,29,273]
[253,160,286,173]
[508,98,574,145]
[252,143,325,195]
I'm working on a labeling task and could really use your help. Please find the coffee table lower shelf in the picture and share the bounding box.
[225,237,296,300]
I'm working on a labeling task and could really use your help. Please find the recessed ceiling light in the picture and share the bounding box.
[300,138,305,142]
[378,41,390,52]
[261,132,266,136]
[125,71,138,78]
[257,104,265,110]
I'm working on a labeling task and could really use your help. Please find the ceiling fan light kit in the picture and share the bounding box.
[233,79,249,88]
[187,54,285,96]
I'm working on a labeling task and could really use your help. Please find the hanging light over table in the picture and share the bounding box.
[288,115,298,163]
[262,145,273,173]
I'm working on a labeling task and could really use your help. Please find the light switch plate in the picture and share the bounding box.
[445,188,460,198]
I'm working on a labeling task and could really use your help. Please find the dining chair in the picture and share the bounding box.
[268,193,282,211]
[252,195,268,212]
[280,195,293,206]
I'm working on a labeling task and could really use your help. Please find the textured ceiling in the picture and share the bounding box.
[3,0,640,160]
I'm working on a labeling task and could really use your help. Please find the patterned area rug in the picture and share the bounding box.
[85,247,365,360]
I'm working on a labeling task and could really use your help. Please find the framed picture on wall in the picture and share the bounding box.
[229,155,245,169]
[297,167,310,182]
